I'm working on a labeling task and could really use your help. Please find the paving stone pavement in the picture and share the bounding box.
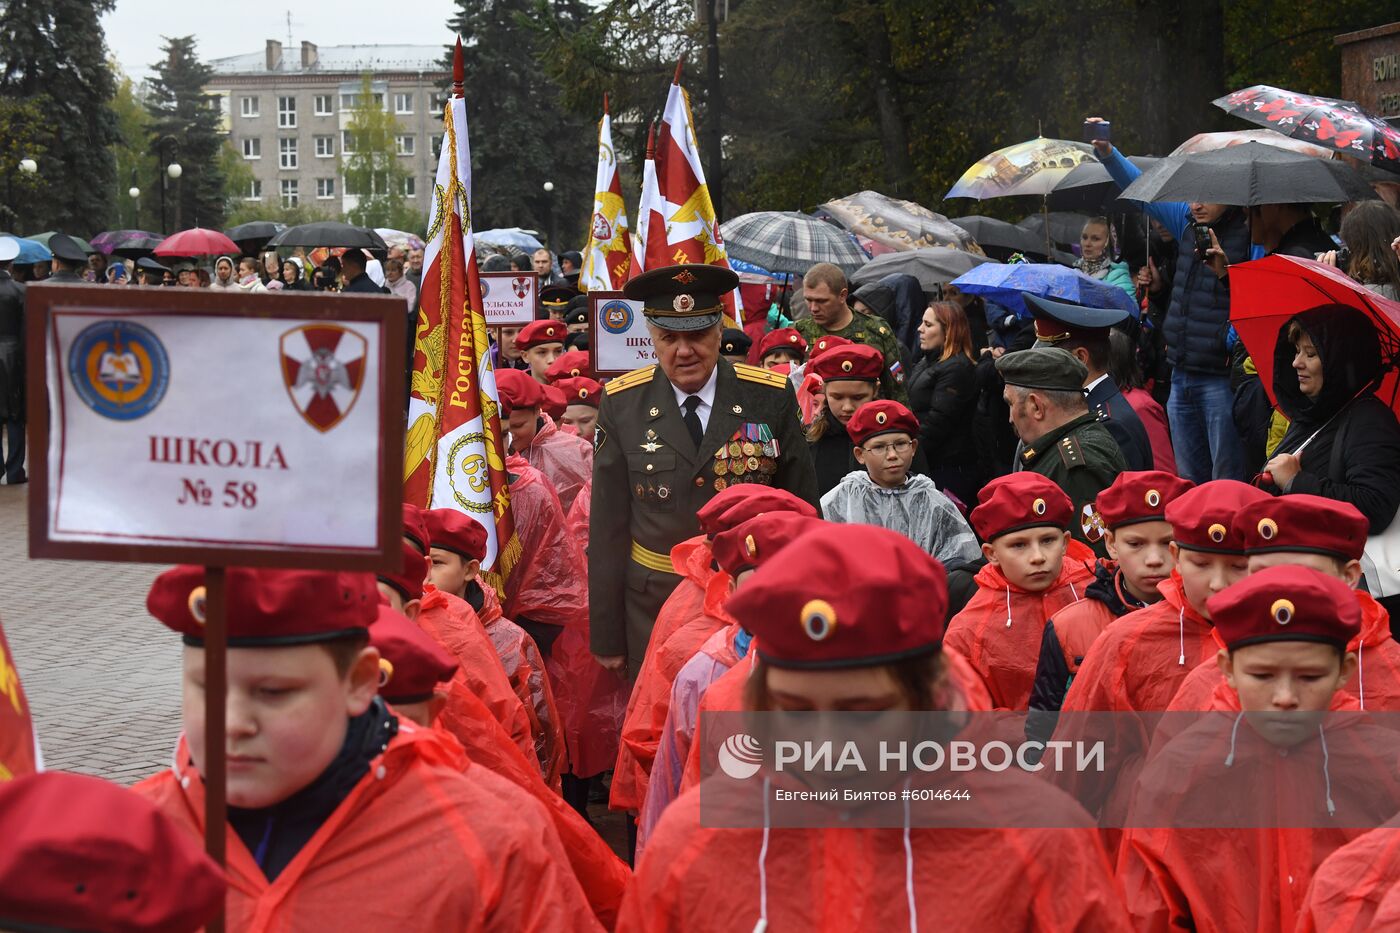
[1,484,181,785]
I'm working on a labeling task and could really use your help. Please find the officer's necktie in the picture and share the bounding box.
[682,395,704,448]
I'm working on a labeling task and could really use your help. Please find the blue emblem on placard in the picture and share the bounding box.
[68,320,170,420]
[600,299,635,334]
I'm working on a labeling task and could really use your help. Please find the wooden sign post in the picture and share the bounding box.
[26,284,405,930]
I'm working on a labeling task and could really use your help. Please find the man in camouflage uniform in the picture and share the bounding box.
[997,346,1126,558]
[794,262,907,401]
[589,263,819,677]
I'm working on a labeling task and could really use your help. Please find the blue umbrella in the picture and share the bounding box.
[949,262,1138,319]
[14,238,52,264]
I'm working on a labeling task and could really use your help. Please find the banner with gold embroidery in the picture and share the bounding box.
[579,94,633,292]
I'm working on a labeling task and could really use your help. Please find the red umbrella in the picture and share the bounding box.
[153,227,240,258]
[1230,254,1400,410]
[1214,86,1400,172]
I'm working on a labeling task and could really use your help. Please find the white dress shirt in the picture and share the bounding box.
[670,365,719,434]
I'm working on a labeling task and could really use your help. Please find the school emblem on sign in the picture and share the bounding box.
[600,299,635,334]
[68,319,170,421]
[512,276,530,299]
[279,324,368,433]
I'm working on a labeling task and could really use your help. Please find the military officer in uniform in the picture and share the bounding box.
[1025,292,1154,472]
[589,263,819,677]
[997,346,1126,557]
[45,235,87,283]
[794,262,907,401]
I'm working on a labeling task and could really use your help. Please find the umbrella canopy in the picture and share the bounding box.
[819,191,982,254]
[1119,142,1377,207]
[1230,254,1400,411]
[945,138,1097,200]
[29,232,94,254]
[1017,212,1092,250]
[475,227,544,251]
[225,221,286,253]
[948,262,1139,319]
[153,228,240,258]
[1171,128,1334,159]
[720,211,868,275]
[849,247,995,292]
[949,215,1050,257]
[110,234,166,259]
[90,230,160,255]
[375,228,425,251]
[268,221,387,251]
[1046,156,1160,212]
[12,238,52,263]
[1214,85,1400,173]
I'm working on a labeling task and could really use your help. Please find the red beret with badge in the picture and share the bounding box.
[554,375,603,408]
[0,771,227,933]
[514,319,568,351]
[380,539,428,603]
[370,604,458,704]
[541,383,568,420]
[495,369,544,414]
[808,334,853,360]
[756,328,808,363]
[846,400,918,448]
[1234,493,1368,561]
[1208,564,1361,650]
[696,485,820,537]
[727,523,948,668]
[148,566,378,646]
[1165,480,1270,553]
[711,512,820,578]
[971,472,1073,541]
[545,349,591,383]
[423,508,488,562]
[402,502,431,554]
[1094,471,1195,530]
[808,343,884,384]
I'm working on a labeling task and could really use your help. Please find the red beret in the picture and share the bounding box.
[422,508,488,561]
[808,343,884,383]
[402,502,430,553]
[495,369,544,414]
[514,319,567,350]
[971,473,1073,541]
[711,512,819,577]
[1234,494,1368,561]
[756,328,808,362]
[148,566,377,646]
[0,772,226,933]
[379,539,428,603]
[696,485,820,537]
[1208,564,1361,650]
[541,384,568,420]
[1094,470,1195,530]
[728,523,947,668]
[554,375,603,408]
[1165,480,1270,553]
[808,334,853,360]
[847,400,918,447]
[370,604,457,703]
[545,349,592,383]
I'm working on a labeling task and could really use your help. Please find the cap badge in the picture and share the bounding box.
[789,334,798,343]
[841,360,854,373]
[672,269,697,285]
[744,534,758,559]
[1257,518,1278,540]
[187,586,208,626]
[1208,523,1227,543]
[875,411,887,425]
[579,388,589,398]
[1032,497,1047,516]
[801,599,837,641]
[1271,598,1295,626]
[1145,489,1161,508]
[378,658,394,687]
[674,294,696,313]
[570,367,580,376]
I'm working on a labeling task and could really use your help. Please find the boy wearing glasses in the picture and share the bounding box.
[820,399,979,566]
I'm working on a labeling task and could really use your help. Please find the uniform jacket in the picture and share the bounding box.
[1086,375,1153,472]
[588,360,818,663]
[1018,413,1127,558]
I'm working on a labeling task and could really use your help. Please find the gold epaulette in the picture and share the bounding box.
[604,365,656,395]
[734,363,790,390]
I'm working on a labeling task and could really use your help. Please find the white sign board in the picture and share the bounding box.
[590,292,655,376]
[480,271,538,326]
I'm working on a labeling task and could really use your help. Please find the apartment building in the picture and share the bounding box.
[206,40,450,216]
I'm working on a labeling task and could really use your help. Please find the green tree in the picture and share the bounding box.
[340,73,417,230]
[0,97,50,232]
[0,0,119,233]
[109,69,154,230]
[145,36,228,232]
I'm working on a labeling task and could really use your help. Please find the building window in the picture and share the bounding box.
[241,137,261,159]
[314,94,333,116]
[339,92,385,111]
[395,135,415,156]
[431,92,449,112]
[277,96,297,128]
[431,135,443,158]
[316,178,336,199]
[245,179,262,200]
[280,179,298,207]
[393,92,414,114]
[341,130,358,155]
[241,96,259,117]
[403,176,416,198]
[314,135,335,158]
[279,137,298,170]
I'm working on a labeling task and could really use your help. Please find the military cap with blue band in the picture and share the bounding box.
[623,262,737,332]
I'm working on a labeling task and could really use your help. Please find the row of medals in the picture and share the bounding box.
[713,438,778,491]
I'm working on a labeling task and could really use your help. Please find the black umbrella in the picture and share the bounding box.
[110,234,166,260]
[848,247,995,292]
[1119,142,1377,206]
[226,221,286,254]
[1046,156,1159,211]
[268,221,388,252]
[1016,212,1092,250]
[948,215,1047,257]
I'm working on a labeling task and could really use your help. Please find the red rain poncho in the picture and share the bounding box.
[506,455,626,778]
[522,413,593,514]
[941,539,1097,710]
[610,535,719,812]
[476,579,566,789]
[1298,817,1400,932]
[416,585,535,765]
[136,727,603,932]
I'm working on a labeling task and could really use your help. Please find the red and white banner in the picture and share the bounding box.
[629,123,664,283]
[580,95,633,292]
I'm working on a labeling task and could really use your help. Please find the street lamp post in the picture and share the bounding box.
[157,136,183,234]
[15,158,37,233]
[542,180,555,253]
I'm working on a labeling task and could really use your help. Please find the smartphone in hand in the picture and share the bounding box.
[1082,120,1111,142]
[1193,223,1213,259]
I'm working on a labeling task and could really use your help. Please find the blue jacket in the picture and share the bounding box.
[1101,147,1255,376]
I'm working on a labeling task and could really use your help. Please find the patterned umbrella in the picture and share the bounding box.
[945,138,1097,200]
[375,228,426,251]
[719,211,868,275]
[90,229,160,255]
[820,191,982,254]
[475,227,544,251]
[1171,128,1333,159]
[949,262,1139,318]
[1214,85,1400,172]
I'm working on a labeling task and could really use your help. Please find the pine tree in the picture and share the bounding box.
[341,73,416,230]
[145,36,228,233]
[0,0,120,234]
